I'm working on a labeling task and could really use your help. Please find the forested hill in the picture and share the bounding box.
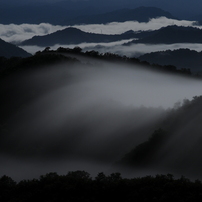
[0,38,31,58]
[126,25,202,44]
[20,27,138,47]
[139,49,202,74]
[0,47,193,78]
[118,95,202,179]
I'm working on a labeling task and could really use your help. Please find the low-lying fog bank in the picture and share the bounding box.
[1,58,202,181]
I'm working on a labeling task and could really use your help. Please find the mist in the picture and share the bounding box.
[74,17,199,35]
[0,23,68,43]
[21,43,202,58]
[1,58,202,181]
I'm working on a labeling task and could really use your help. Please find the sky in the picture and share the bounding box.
[1,0,202,20]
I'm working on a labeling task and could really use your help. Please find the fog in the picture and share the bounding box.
[21,42,202,58]
[74,17,199,35]
[83,43,202,57]
[0,23,67,43]
[1,59,202,181]
[19,38,135,55]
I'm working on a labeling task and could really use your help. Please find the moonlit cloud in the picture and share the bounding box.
[74,17,200,35]
[20,38,135,54]
[0,23,68,43]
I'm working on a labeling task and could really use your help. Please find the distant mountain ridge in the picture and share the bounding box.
[66,7,176,25]
[138,48,202,74]
[126,25,202,45]
[19,27,143,47]
[0,38,31,58]
[118,95,202,179]
[0,3,176,25]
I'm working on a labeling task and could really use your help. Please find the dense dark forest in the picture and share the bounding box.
[0,47,193,78]
[139,49,202,74]
[1,171,202,202]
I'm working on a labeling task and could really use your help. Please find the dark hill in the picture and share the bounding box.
[20,27,140,47]
[119,95,202,179]
[127,25,202,44]
[0,38,31,58]
[139,49,202,74]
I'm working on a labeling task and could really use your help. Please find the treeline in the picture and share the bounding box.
[0,52,79,77]
[138,48,202,74]
[55,47,192,75]
[1,171,202,202]
[0,47,194,78]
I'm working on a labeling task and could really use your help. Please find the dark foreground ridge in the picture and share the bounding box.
[0,46,194,78]
[1,171,202,202]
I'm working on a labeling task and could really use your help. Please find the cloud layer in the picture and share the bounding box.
[0,23,67,43]
[75,17,198,35]
[21,42,202,58]
[83,43,202,57]
[0,17,200,44]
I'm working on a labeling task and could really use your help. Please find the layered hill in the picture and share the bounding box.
[119,95,202,179]
[20,27,141,47]
[127,25,202,44]
[0,38,31,58]
[139,49,202,74]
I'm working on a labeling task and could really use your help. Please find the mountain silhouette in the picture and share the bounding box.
[127,25,202,44]
[139,49,202,74]
[0,2,176,25]
[20,27,141,47]
[119,95,202,179]
[1,0,202,24]
[0,38,31,58]
[66,7,176,25]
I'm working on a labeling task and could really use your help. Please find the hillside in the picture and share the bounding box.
[127,25,202,44]
[118,96,202,179]
[20,27,140,47]
[139,49,202,74]
[0,38,31,58]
